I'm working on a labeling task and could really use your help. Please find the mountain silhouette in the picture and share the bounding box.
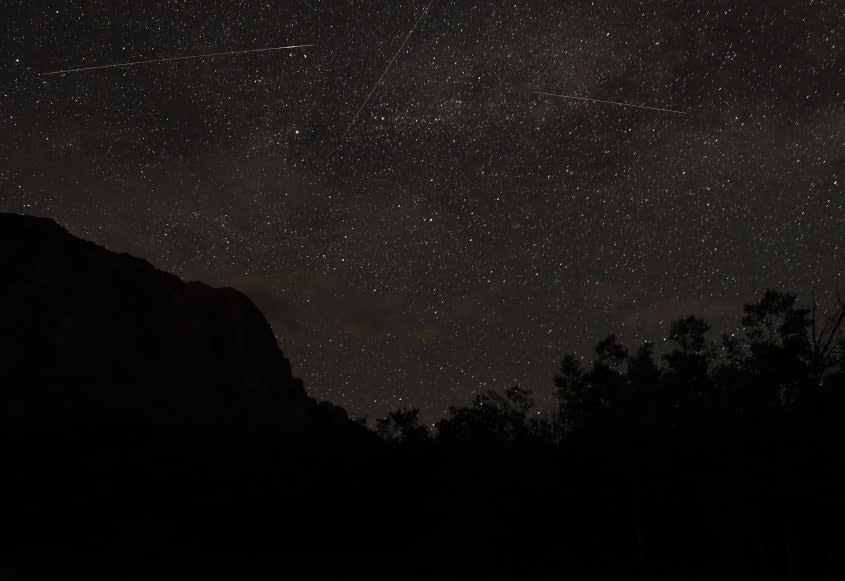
[1,212,359,433]
[1,212,383,563]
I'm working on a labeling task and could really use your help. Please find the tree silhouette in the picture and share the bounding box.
[433,385,538,444]
[366,289,845,576]
[552,354,588,436]
[375,407,429,444]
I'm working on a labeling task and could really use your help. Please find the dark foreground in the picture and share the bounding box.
[2,213,844,579]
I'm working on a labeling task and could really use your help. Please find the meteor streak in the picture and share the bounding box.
[533,90,687,115]
[41,44,314,76]
[339,0,436,143]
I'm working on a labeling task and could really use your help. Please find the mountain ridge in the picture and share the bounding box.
[0,211,366,439]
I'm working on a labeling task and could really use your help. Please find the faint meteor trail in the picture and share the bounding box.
[533,91,687,115]
[339,0,436,143]
[41,44,314,76]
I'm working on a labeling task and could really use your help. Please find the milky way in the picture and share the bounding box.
[2,1,843,420]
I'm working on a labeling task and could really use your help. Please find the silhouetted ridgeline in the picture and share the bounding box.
[1,213,388,570]
[2,212,845,579]
[0,212,351,434]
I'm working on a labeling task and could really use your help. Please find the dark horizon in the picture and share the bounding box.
[2,210,844,579]
[7,209,842,429]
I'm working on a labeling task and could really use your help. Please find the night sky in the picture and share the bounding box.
[3,1,842,420]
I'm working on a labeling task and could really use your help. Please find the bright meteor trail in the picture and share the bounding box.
[533,91,687,115]
[41,44,314,76]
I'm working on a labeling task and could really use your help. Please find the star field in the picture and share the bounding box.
[2,1,843,420]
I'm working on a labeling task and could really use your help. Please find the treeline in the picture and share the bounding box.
[375,290,845,444]
[369,290,845,578]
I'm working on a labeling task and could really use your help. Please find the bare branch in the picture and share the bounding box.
[819,303,845,361]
